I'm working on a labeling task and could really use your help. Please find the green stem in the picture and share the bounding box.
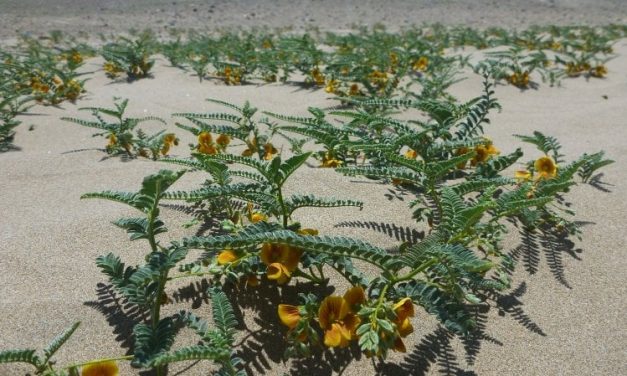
[152,271,168,376]
[392,257,438,283]
[276,186,289,228]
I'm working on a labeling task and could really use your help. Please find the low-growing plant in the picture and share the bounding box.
[102,34,156,80]
[61,98,176,159]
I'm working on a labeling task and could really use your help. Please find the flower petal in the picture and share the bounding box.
[267,263,291,284]
[393,297,415,322]
[318,296,349,330]
[217,249,238,265]
[81,360,119,376]
[343,286,366,309]
[278,304,301,329]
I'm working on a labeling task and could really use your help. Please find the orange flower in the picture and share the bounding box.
[263,143,278,160]
[393,297,415,322]
[470,140,499,166]
[260,243,302,284]
[107,134,117,147]
[343,285,366,309]
[267,262,291,284]
[278,304,301,329]
[198,131,213,146]
[297,228,319,236]
[412,56,429,72]
[534,155,557,180]
[456,147,470,169]
[81,360,119,376]
[217,249,238,265]
[318,296,361,348]
[515,170,532,182]
[216,133,231,147]
[250,212,268,223]
[163,133,177,145]
[349,83,360,96]
[325,79,339,94]
[404,149,417,159]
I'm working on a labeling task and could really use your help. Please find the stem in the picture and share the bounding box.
[392,257,438,283]
[152,271,168,376]
[276,186,289,228]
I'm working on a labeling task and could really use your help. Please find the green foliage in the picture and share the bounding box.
[61,98,175,159]
[0,322,81,376]
[102,33,156,80]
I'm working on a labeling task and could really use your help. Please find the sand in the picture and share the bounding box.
[2,0,627,38]
[1,2,627,375]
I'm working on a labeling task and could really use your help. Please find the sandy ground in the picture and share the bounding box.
[1,0,627,38]
[0,41,626,375]
[1,2,627,374]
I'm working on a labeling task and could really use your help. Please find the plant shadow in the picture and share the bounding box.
[83,283,147,354]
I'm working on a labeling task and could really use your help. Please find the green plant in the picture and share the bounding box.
[61,98,175,159]
[102,34,155,80]
[83,170,242,375]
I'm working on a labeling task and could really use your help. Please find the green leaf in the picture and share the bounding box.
[0,349,40,367]
[43,322,80,362]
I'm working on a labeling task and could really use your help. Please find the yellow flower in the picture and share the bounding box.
[216,134,231,147]
[343,285,366,309]
[278,304,301,329]
[250,212,268,223]
[368,70,388,88]
[320,152,342,168]
[164,133,177,145]
[590,65,607,78]
[198,131,213,145]
[103,62,122,77]
[534,156,558,180]
[389,52,399,67]
[263,143,278,160]
[325,79,339,94]
[470,140,499,166]
[318,295,360,348]
[404,149,417,159]
[70,51,83,64]
[160,142,171,156]
[412,56,429,71]
[81,360,119,376]
[52,75,63,86]
[260,243,302,284]
[217,249,238,265]
[508,71,530,88]
[107,134,117,147]
[197,132,217,154]
[267,262,291,284]
[349,83,360,96]
[198,143,217,155]
[393,297,415,322]
[396,317,414,337]
[515,170,532,182]
[311,67,325,85]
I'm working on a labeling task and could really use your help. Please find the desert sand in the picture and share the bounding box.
[1,1,627,376]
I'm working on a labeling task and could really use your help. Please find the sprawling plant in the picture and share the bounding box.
[102,34,156,80]
[82,170,242,375]
[61,98,177,159]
